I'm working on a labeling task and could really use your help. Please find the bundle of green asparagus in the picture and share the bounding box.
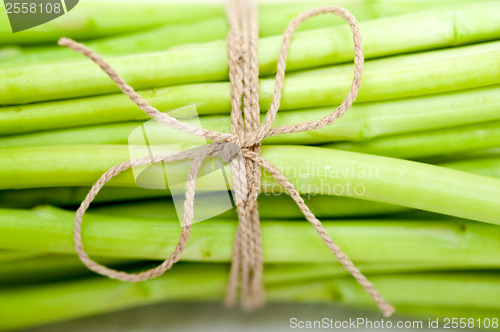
[0,0,499,330]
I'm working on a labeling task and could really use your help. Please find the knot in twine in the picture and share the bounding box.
[59,0,394,317]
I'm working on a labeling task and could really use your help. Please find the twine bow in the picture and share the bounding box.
[60,0,394,317]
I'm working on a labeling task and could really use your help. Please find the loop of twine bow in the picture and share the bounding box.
[59,0,394,317]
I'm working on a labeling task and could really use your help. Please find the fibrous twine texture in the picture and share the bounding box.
[59,0,394,317]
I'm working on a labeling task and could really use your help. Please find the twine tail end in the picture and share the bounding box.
[57,37,73,47]
[241,297,265,313]
[224,285,238,309]
[224,297,237,309]
[382,304,395,318]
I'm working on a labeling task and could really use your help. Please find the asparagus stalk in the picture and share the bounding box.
[0,254,466,287]
[0,250,45,263]
[94,163,500,221]
[90,194,410,220]
[430,148,500,163]
[327,120,500,159]
[0,154,495,216]
[290,38,500,78]
[1,145,499,223]
[0,1,225,45]
[1,205,500,265]
[1,257,495,329]
[0,18,231,67]
[28,156,490,222]
[0,186,172,209]
[0,186,409,216]
[1,43,499,136]
[328,273,500,310]
[0,265,499,330]
[258,0,488,36]
[0,254,135,285]
[1,0,488,67]
[442,158,500,179]
[0,0,486,46]
[2,84,499,144]
[87,154,500,220]
[2,3,500,105]
[267,85,500,143]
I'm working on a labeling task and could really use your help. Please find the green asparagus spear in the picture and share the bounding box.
[2,3,500,105]
[1,0,489,66]
[0,264,499,330]
[1,205,500,265]
[1,43,499,136]
[1,145,499,223]
[0,1,224,44]
[326,121,500,159]
[2,85,499,145]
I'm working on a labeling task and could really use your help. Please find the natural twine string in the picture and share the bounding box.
[59,0,394,317]
[224,0,265,310]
